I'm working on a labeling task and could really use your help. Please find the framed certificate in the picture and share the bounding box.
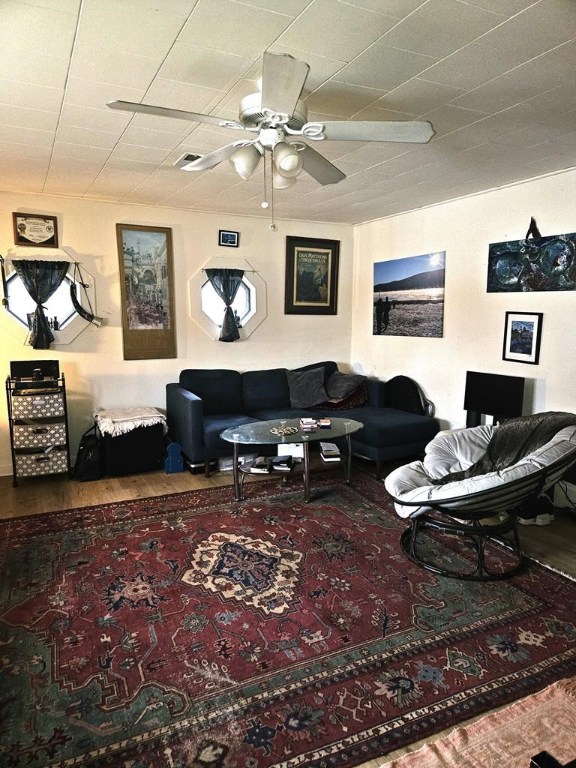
[13,212,59,247]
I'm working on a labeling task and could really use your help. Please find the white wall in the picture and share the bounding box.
[352,169,576,430]
[0,192,353,475]
[4,168,576,477]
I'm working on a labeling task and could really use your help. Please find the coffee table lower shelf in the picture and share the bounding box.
[238,454,346,501]
[221,417,363,503]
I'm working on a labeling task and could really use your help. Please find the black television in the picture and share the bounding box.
[464,370,525,427]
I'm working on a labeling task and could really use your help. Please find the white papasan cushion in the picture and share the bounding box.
[423,424,494,480]
[385,425,576,519]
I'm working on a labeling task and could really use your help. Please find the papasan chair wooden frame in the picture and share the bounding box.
[384,420,576,581]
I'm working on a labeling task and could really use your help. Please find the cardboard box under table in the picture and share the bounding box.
[95,407,166,476]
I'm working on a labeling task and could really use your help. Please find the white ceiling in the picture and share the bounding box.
[2,0,576,225]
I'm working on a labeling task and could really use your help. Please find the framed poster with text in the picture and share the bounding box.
[284,236,339,315]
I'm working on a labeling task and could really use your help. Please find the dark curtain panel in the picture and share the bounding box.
[13,260,69,349]
[205,268,244,342]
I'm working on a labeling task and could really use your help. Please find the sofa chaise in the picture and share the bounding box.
[166,360,440,479]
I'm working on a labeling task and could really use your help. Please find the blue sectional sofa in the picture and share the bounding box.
[166,360,439,480]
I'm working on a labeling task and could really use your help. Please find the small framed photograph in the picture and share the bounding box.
[13,212,59,247]
[503,311,543,364]
[219,230,239,248]
[285,235,340,315]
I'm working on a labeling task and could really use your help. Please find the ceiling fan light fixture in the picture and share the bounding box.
[273,142,302,178]
[272,168,297,189]
[109,53,436,201]
[229,144,262,179]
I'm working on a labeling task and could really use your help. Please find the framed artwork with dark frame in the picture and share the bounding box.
[503,311,543,365]
[116,224,176,360]
[13,212,59,247]
[285,236,339,315]
[219,230,239,247]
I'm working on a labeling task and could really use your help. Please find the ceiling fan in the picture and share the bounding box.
[108,52,434,189]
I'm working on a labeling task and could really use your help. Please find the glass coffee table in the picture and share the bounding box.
[221,417,363,503]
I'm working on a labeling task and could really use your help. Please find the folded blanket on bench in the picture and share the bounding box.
[95,407,167,437]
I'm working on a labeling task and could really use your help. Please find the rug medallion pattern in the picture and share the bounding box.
[1,474,576,767]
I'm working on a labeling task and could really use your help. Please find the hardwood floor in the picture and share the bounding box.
[1,465,575,768]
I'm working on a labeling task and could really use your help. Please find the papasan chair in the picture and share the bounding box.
[384,412,576,581]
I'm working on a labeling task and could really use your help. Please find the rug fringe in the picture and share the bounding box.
[557,675,576,699]
[529,556,576,582]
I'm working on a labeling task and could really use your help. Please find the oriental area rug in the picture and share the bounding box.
[1,473,576,768]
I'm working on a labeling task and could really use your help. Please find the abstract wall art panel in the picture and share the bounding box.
[487,232,576,292]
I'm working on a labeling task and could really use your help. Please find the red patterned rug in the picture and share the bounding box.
[1,472,576,768]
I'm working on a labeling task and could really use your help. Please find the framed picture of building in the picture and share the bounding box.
[502,311,543,365]
[116,224,176,360]
[284,236,339,315]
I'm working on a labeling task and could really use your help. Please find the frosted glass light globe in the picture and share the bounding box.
[229,144,261,179]
[273,142,302,178]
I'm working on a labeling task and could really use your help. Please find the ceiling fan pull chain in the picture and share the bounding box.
[260,153,277,230]
[270,166,276,231]
[261,151,268,208]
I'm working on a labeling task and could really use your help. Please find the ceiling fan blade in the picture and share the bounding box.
[260,52,309,118]
[315,120,435,143]
[299,145,346,185]
[175,143,245,171]
[107,99,239,128]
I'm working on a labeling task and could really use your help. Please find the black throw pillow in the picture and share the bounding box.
[326,371,367,399]
[287,367,328,408]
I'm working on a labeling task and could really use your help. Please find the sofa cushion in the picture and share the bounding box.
[203,414,260,455]
[329,406,439,447]
[179,369,242,415]
[247,408,318,421]
[286,366,328,408]
[242,368,290,413]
